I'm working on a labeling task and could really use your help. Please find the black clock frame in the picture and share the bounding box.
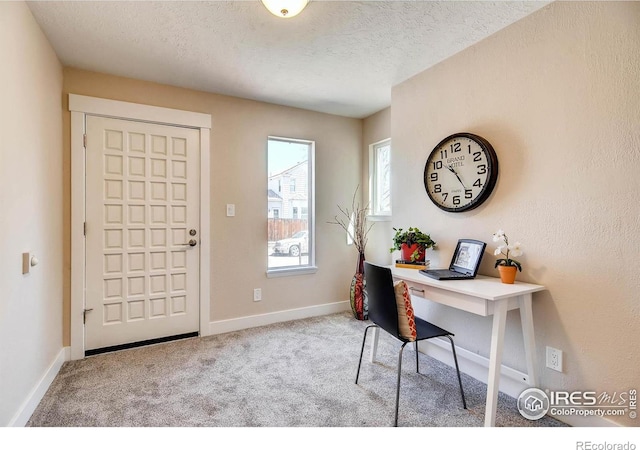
[423,132,499,213]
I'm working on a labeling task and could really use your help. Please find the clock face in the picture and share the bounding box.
[423,133,498,212]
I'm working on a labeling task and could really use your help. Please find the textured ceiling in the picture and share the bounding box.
[27,1,549,118]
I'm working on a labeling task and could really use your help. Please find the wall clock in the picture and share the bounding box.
[423,132,498,212]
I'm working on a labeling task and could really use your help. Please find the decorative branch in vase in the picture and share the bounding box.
[328,186,374,271]
[328,186,374,320]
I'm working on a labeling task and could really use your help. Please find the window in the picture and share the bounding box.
[267,137,316,276]
[369,139,391,218]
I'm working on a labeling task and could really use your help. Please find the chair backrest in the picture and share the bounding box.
[364,262,399,338]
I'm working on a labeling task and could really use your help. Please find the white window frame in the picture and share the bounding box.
[368,138,392,221]
[267,136,317,278]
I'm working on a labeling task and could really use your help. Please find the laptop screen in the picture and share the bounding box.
[450,239,487,275]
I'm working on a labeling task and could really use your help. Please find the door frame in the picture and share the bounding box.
[69,94,212,360]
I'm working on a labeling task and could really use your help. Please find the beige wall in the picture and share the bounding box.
[388,1,640,426]
[362,107,393,266]
[0,2,64,426]
[62,69,362,344]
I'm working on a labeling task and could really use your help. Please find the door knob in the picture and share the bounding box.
[178,239,198,248]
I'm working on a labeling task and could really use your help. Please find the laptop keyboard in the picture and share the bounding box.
[420,269,470,279]
[446,272,470,278]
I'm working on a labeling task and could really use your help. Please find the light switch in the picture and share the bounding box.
[226,204,235,217]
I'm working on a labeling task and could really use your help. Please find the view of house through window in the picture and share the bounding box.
[267,137,314,271]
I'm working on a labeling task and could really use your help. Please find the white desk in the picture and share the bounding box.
[371,267,545,427]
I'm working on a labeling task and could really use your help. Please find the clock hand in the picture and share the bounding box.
[447,165,467,189]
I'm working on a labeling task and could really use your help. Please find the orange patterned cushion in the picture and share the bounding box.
[393,281,417,341]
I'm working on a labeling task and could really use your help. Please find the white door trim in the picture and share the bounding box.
[69,94,211,360]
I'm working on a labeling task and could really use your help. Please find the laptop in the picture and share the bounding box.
[420,239,487,280]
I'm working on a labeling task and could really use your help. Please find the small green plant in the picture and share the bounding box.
[389,227,436,262]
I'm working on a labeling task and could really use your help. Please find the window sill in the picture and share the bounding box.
[367,214,392,222]
[266,266,318,278]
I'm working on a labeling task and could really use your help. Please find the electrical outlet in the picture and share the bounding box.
[253,288,262,302]
[546,346,563,372]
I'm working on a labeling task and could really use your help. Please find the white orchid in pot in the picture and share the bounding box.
[492,229,523,284]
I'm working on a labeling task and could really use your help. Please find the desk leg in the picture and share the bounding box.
[519,293,538,388]
[485,299,508,427]
[369,327,379,363]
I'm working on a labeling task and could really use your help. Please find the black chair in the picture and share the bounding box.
[355,262,467,426]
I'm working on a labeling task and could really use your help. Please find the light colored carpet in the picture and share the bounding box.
[27,312,566,427]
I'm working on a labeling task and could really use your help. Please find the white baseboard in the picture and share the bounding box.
[418,339,622,427]
[8,347,69,427]
[208,300,350,335]
[550,412,622,427]
[417,337,530,399]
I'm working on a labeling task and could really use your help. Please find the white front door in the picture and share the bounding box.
[85,115,200,352]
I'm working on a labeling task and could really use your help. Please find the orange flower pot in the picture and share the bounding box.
[498,265,518,284]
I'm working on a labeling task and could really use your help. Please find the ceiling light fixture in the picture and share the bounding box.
[261,0,310,19]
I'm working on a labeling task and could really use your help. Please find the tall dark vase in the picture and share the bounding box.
[350,252,368,320]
